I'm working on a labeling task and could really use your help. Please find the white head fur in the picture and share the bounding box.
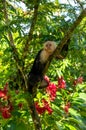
[40,41,57,63]
[44,41,57,54]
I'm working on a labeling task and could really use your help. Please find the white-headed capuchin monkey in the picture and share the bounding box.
[28,41,57,94]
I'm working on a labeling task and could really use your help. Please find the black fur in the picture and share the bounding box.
[28,49,48,93]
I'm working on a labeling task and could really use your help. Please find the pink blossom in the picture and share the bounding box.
[73,76,83,86]
[64,102,71,114]
[1,107,11,119]
[35,99,53,115]
[46,83,57,101]
[57,76,66,89]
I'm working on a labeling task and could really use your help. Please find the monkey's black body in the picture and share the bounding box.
[28,49,48,93]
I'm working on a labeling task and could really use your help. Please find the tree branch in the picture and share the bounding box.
[27,9,86,129]
[54,8,86,56]
[43,8,86,74]
[22,0,41,60]
[2,0,28,90]
[3,1,42,129]
[26,94,42,130]
[74,0,84,9]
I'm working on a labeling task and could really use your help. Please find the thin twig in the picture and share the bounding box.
[55,8,86,55]
[74,0,84,9]
[2,0,28,90]
[22,0,41,61]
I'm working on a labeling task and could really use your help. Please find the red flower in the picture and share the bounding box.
[18,103,23,109]
[46,83,57,101]
[42,99,53,114]
[0,90,7,99]
[35,102,46,114]
[73,79,77,86]
[9,103,14,111]
[73,76,83,86]
[35,99,53,115]
[1,107,11,119]
[57,76,66,89]
[4,82,8,93]
[0,90,6,98]
[77,77,83,84]
[64,102,71,114]
[64,105,69,113]
[46,107,53,114]
[0,83,9,100]
[0,83,14,119]
[66,102,71,108]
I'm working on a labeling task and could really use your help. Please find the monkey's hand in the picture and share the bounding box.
[39,76,50,89]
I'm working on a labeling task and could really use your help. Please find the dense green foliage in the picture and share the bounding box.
[0,0,86,130]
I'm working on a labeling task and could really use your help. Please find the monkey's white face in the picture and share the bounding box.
[44,41,56,54]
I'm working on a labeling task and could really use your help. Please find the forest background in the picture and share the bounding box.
[0,0,86,130]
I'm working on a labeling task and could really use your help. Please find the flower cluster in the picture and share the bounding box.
[73,76,83,86]
[57,76,66,89]
[0,83,13,119]
[35,76,57,115]
[0,83,23,119]
[0,83,8,99]
[1,75,83,118]
[35,99,53,115]
[0,104,13,119]
[64,102,71,114]
[46,83,57,101]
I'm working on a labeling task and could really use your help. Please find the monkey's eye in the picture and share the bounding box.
[49,44,51,47]
[46,44,48,47]
[48,44,52,47]
[46,43,52,48]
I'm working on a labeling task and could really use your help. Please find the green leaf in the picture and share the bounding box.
[3,120,28,130]
[3,121,17,130]
[16,121,28,130]
[65,124,76,130]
